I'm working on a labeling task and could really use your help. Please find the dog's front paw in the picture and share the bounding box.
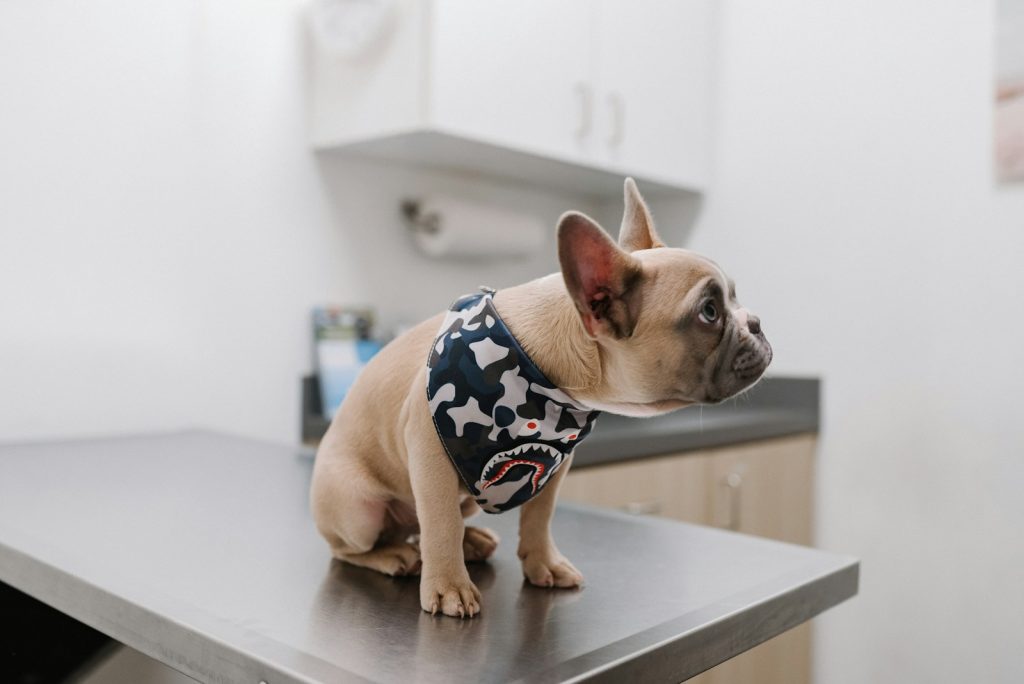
[420,571,482,618]
[519,547,584,588]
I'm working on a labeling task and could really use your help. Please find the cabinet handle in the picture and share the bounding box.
[721,470,743,531]
[607,91,625,148]
[574,82,593,140]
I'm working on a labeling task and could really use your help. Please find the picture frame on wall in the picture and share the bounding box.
[996,0,1024,182]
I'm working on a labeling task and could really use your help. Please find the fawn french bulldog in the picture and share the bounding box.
[311,179,772,618]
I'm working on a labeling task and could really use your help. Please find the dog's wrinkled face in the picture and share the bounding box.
[619,248,772,409]
[558,179,772,417]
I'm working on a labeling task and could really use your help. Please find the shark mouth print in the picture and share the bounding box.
[479,443,564,496]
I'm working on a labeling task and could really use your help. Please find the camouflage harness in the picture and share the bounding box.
[426,289,600,513]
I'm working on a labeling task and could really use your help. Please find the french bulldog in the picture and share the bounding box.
[310,179,772,618]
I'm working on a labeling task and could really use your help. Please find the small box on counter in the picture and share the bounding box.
[313,306,382,420]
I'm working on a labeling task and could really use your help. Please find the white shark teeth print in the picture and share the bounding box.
[497,443,563,460]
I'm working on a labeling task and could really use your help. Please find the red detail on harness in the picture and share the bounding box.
[481,459,546,494]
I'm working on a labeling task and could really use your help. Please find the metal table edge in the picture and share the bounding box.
[551,557,859,683]
[528,504,861,683]
[0,536,369,684]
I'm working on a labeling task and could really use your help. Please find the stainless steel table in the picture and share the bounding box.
[0,431,857,683]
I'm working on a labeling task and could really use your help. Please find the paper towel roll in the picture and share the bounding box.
[409,196,545,259]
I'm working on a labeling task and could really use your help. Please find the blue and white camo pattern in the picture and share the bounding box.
[426,290,600,513]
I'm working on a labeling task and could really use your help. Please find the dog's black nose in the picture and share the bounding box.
[747,315,761,335]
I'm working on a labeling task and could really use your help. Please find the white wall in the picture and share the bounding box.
[0,0,580,444]
[692,2,1024,682]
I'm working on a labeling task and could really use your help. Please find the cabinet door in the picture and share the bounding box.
[559,452,711,524]
[428,0,595,163]
[707,435,816,546]
[561,436,817,684]
[695,435,816,684]
[595,0,714,187]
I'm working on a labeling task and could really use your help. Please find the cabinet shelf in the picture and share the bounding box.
[314,127,705,200]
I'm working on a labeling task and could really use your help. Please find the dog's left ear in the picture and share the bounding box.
[558,211,643,340]
[618,178,665,252]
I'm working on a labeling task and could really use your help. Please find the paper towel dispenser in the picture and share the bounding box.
[401,196,544,259]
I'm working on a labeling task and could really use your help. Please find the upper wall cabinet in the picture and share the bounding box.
[308,0,716,198]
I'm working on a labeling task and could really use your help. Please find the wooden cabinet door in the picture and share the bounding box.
[694,435,816,684]
[428,0,595,164]
[561,435,817,684]
[559,451,712,524]
[708,435,816,546]
[594,0,714,187]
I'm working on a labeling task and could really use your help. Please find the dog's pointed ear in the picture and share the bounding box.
[618,177,665,252]
[558,211,643,340]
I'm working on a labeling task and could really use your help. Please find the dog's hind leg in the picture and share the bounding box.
[322,505,422,577]
[324,498,422,576]
[462,526,499,562]
[333,539,422,576]
[456,497,499,562]
[311,454,422,576]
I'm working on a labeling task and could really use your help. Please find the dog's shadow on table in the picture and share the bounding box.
[306,556,582,677]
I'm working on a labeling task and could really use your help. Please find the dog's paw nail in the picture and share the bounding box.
[423,577,481,618]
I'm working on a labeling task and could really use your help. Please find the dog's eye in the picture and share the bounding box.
[699,300,719,324]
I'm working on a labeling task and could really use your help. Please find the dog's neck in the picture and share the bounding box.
[493,274,604,402]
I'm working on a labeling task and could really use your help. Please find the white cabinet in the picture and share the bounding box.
[595,0,714,189]
[308,0,716,197]
[429,0,594,165]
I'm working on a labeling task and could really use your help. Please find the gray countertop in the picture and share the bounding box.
[573,376,820,467]
[0,431,855,683]
[299,374,819,464]
[303,376,820,467]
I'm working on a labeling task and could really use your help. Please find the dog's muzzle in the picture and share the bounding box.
[733,337,773,380]
[707,325,773,404]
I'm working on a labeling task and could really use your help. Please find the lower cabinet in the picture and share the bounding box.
[559,433,817,684]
